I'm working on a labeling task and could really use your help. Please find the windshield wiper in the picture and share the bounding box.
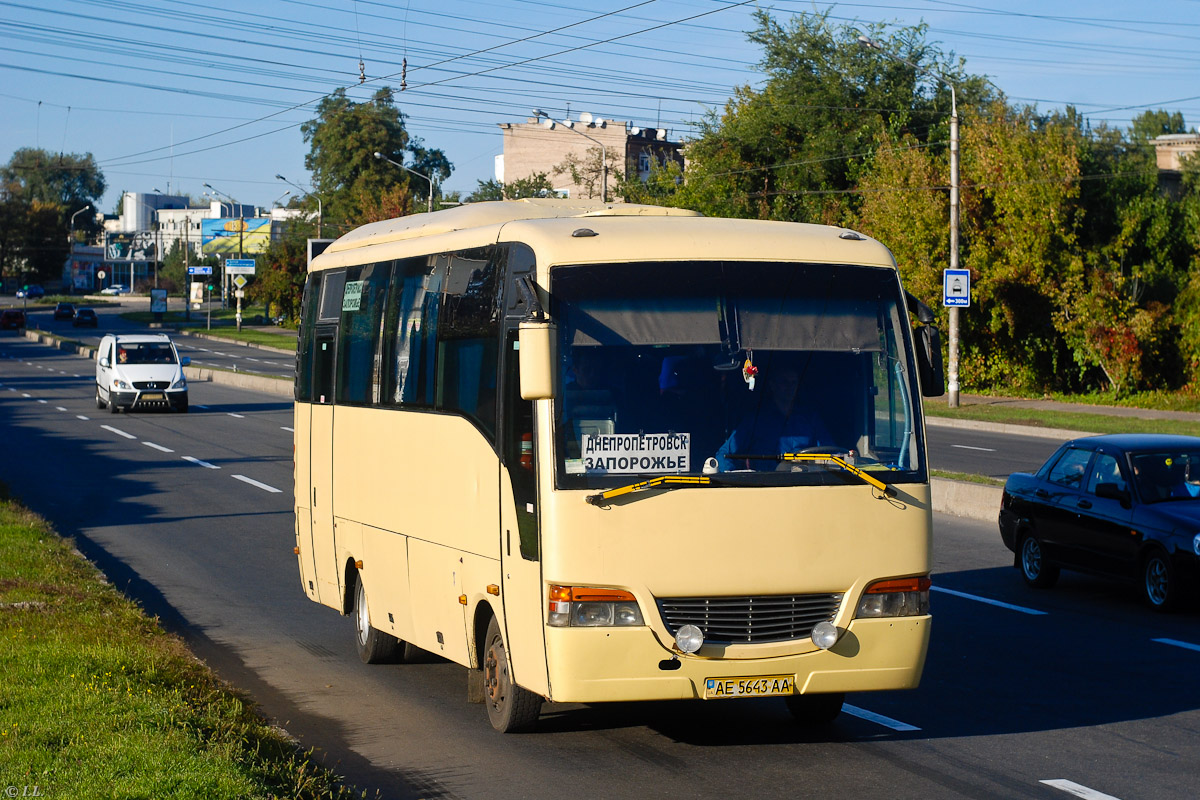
[585,476,713,506]
[728,452,898,498]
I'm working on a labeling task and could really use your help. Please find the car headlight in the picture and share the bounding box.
[547,585,644,628]
[170,376,187,390]
[111,379,130,390]
[856,576,931,618]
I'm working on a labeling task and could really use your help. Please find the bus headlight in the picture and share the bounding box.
[811,621,840,650]
[675,624,704,654]
[856,576,931,618]
[547,585,644,628]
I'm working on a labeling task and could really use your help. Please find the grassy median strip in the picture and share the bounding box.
[923,401,1200,437]
[0,487,364,799]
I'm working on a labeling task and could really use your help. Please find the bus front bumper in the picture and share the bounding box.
[544,616,931,704]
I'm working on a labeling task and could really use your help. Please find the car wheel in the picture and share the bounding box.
[483,616,541,732]
[108,392,120,413]
[785,692,844,726]
[95,387,106,409]
[1142,548,1177,612]
[1019,533,1059,588]
[353,573,400,664]
[177,396,189,414]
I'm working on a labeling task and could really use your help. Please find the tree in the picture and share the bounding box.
[248,223,309,326]
[466,173,556,202]
[1129,109,1190,142]
[302,87,451,225]
[551,147,608,200]
[0,147,105,285]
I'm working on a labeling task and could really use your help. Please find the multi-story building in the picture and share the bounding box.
[496,114,685,200]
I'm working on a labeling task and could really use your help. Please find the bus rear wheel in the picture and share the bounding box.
[785,692,844,726]
[353,575,401,664]
[483,616,541,733]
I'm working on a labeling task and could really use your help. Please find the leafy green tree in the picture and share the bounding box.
[551,147,609,200]
[1130,109,1190,142]
[302,88,451,225]
[248,223,309,326]
[466,173,556,202]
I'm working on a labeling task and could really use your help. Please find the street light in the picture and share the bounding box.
[372,152,433,213]
[203,182,245,310]
[532,109,608,202]
[275,174,323,237]
[68,206,89,295]
[858,34,962,408]
[273,190,291,208]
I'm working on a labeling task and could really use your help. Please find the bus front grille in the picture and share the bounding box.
[656,594,843,644]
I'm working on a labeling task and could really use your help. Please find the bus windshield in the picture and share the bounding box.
[551,260,925,490]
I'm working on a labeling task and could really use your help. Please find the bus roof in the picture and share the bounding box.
[310,199,896,272]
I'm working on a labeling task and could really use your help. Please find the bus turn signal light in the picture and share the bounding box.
[856,576,931,618]
[548,585,643,628]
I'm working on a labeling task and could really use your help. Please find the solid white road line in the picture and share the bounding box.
[1153,638,1200,653]
[142,441,174,453]
[100,425,137,440]
[232,474,282,493]
[842,704,920,732]
[951,444,996,452]
[931,586,1048,616]
[182,456,220,469]
[1040,779,1122,799]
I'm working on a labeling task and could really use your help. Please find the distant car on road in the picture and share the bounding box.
[999,434,1200,611]
[53,302,76,320]
[0,309,26,330]
[16,285,44,299]
[99,284,130,295]
[95,332,190,413]
[72,307,98,328]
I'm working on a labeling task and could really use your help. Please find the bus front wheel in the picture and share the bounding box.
[353,575,401,664]
[785,692,844,725]
[483,616,541,733]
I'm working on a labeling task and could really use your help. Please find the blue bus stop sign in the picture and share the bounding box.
[943,269,970,307]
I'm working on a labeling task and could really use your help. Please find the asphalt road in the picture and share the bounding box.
[2,333,1197,800]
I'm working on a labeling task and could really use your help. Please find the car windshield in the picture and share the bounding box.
[550,260,925,490]
[116,342,177,365]
[1130,450,1200,503]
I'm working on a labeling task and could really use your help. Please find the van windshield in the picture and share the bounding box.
[117,343,177,365]
[550,260,925,490]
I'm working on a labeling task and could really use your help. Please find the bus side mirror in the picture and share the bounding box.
[916,325,945,397]
[518,322,557,400]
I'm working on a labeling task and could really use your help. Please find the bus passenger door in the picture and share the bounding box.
[499,325,550,697]
[310,327,340,608]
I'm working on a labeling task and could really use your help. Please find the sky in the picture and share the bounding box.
[3,0,1198,216]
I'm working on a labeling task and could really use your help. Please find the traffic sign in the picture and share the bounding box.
[225,258,256,275]
[187,266,213,275]
[943,269,971,307]
[232,275,248,289]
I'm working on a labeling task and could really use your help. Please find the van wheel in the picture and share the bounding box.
[95,387,106,409]
[108,394,120,413]
[483,616,541,732]
[353,575,400,664]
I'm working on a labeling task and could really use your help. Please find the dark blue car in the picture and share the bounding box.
[999,434,1200,611]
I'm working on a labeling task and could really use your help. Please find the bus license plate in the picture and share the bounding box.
[704,675,796,699]
[141,392,165,401]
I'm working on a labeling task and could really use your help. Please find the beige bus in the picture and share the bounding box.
[293,199,944,732]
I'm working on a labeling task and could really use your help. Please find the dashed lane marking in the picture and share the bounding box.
[1040,779,1122,799]
[100,425,137,440]
[1153,638,1200,653]
[931,586,1047,616]
[232,474,282,493]
[143,441,175,453]
[182,456,220,470]
[842,705,920,732]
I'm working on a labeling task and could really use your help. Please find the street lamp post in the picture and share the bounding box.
[204,183,244,311]
[372,153,433,213]
[69,206,88,294]
[275,174,323,237]
[532,109,608,202]
[858,35,962,407]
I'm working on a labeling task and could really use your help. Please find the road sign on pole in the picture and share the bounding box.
[232,275,248,290]
[943,269,970,307]
[224,258,256,275]
[187,266,213,275]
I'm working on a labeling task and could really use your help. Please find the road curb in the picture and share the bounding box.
[926,415,1095,440]
[931,478,1002,522]
[183,366,292,397]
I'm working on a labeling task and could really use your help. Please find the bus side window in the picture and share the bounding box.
[503,330,538,560]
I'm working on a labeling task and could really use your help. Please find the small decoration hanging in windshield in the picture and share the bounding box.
[742,351,758,391]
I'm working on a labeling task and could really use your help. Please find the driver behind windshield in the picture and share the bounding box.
[714,359,833,472]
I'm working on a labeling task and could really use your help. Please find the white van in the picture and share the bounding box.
[95,333,190,413]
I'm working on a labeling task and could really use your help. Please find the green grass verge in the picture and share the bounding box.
[930,469,1006,486]
[179,328,297,350]
[923,401,1200,437]
[0,488,366,799]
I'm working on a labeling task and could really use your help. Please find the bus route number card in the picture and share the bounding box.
[705,675,797,699]
[581,432,690,475]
